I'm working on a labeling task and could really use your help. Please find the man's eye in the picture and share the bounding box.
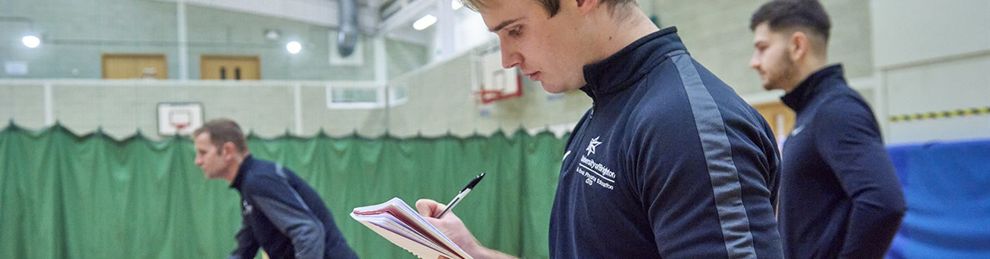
[508,27,521,37]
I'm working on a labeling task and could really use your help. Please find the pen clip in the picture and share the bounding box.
[438,172,486,218]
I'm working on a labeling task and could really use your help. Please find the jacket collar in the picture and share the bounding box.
[580,27,687,101]
[781,64,846,112]
[230,154,255,189]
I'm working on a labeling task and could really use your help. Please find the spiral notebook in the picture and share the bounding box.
[351,197,473,259]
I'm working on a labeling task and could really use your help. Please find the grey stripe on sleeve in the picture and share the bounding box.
[253,195,326,259]
[672,53,757,259]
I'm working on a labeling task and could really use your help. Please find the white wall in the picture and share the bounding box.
[872,0,990,144]
[653,0,875,97]
[872,1,990,68]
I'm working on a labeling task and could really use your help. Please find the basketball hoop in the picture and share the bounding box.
[170,111,192,130]
[475,74,524,104]
[476,89,508,104]
[157,102,203,136]
[173,122,190,131]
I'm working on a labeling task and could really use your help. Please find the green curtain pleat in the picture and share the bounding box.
[1,124,566,259]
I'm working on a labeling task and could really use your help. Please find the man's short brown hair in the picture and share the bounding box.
[461,0,635,17]
[193,118,247,153]
[750,0,832,42]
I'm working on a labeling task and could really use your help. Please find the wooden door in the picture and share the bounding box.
[102,54,168,79]
[753,101,796,144]
[201,55,260,80]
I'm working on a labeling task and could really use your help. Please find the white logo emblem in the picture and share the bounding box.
[585,136,602,156]
[790,125,806,137]
[242,200,253,215]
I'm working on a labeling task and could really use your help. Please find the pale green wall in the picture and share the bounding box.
[5,0,987,144]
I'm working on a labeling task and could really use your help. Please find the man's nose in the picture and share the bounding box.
[500,47,520,69]
[749,53,761,70]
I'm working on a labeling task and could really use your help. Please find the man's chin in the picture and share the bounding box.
[541,82,582,94]
[761,82,780,91]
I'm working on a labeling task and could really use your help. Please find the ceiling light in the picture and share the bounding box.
[264,29,280,40]
[451,0,463,10]
[413,14,437,31]
[286,41,302,54]
[22,35,41,48]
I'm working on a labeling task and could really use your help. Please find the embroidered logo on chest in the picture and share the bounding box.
[574,136,617,191]
[242,200,254,216]
[586,136,602,156]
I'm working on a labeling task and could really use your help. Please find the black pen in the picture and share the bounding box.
[437,172,486,218]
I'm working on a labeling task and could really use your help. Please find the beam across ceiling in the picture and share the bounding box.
[158,0,381,33]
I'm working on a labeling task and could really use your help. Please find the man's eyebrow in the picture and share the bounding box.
[490,18,523,32]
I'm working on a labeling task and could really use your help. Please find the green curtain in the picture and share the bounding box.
[0,124,566,259]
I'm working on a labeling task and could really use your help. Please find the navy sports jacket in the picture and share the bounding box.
[779,65,905,258]
[549,27,784,258]
[230,155,357,259]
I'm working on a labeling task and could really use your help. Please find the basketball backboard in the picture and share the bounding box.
[475,48,522,104]
[157,102,204,136]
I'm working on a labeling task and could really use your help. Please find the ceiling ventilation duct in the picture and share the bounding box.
[337,0,359,57]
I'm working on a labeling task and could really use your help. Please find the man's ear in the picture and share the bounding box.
[788,31,809,62]
[221,142,236,158]
[575,0,600,14]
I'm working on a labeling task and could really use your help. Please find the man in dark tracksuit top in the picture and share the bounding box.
[549,27,784,258]
[750,1,906,258]
[412,0,784,257]
[228,155,358,259]
[777,65,905,258]
[193,119,358,259]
